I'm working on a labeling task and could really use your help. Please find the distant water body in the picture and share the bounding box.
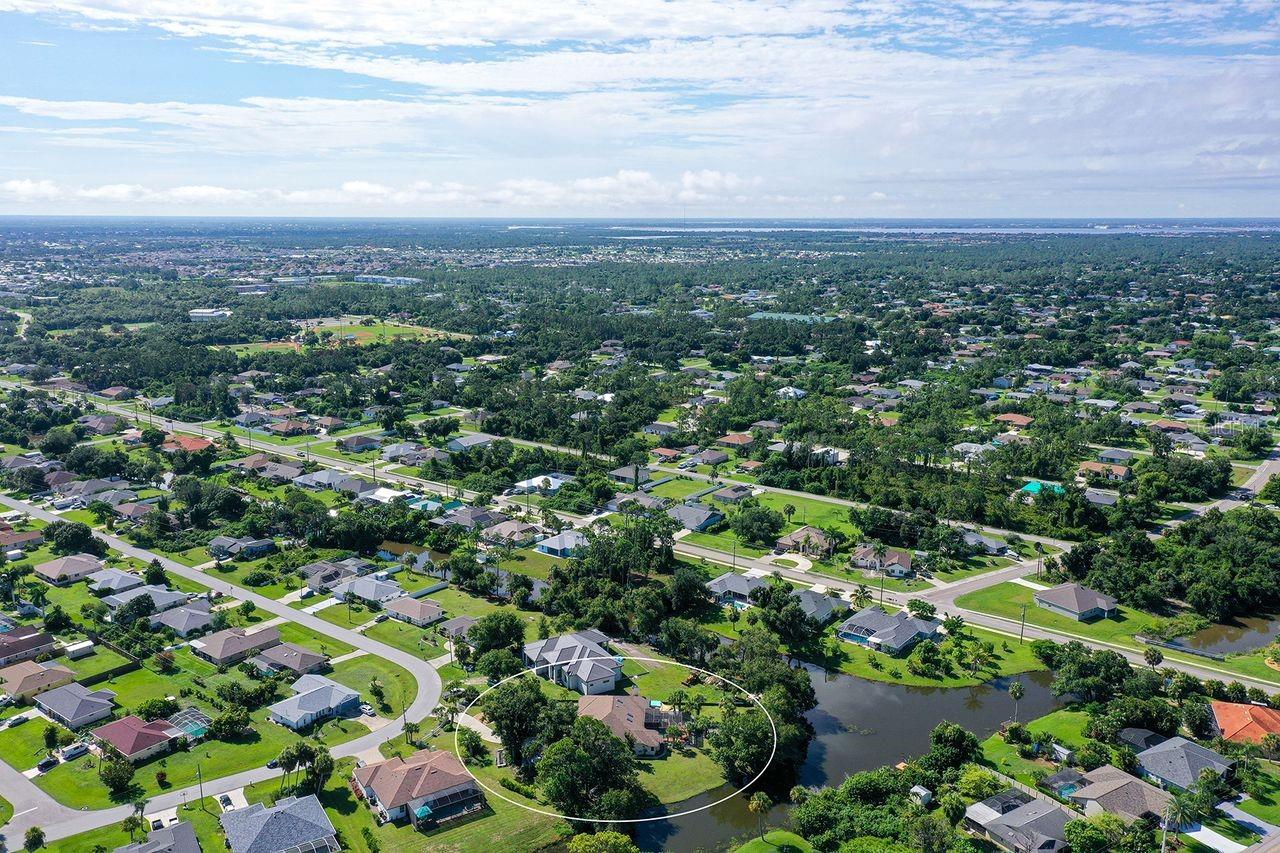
[601,220,1280,236]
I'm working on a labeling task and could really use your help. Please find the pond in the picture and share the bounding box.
[1179,614,1280,656]
[635,666,1062,852]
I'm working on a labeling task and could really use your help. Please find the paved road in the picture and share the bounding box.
[0,493,443,844]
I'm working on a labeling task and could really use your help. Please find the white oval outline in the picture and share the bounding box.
[449,654,778,823]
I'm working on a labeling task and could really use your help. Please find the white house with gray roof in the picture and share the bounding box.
[1033,583,1118,622]
[522,630,620,695]
[219,794,338,853]
[36,682,116,729]
[837,606,941,655]
[267,675,361,731]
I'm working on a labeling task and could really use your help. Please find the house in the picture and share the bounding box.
[0,660,75,698]
[667,503,723,532]
[1211,700,1280,744]
[191,626,281,666]
[438,616,478,642]
[78,414,121,435]
[102,585,188,614]
[268,675,361,730]
[1068,765,1172,824]
[257,463,304,484]
[1084,488,1118,507]
[696,449,730,466]
[522,630,621,695]
[220,795,339,853]
[446,433,495,453]
[253,643,328,677]
[161,435,214,454]
[850,544,914,577]
[1098,448,1135,465]
[644,422,678,436]
[0,626,58,666]
[292,469,348,491]
[36,682,116,729]
[577,694,671,756]
[712,483,754,504]
[93,714,183,763]
[792,588,844,623]
[994,413,1034,429]
[34,553,102,585]
[1136,736,1233,790]
[113,820,201,853]
[339,434,381,453]
[1033,583,1118,621]
[775,526,833,556]
[482,520,541,547]
[536,530,588,558]
[1078,461,1131,481]
[608,464,652,486]
[836,606,941,655]
[385,597,445,628]
[612,492,670,513]
[717,433,755,451]
[962,531,1008,555]
[431,506,507,531]
[0,529,45,550]
[208,536,276,559]
[266,419,315,437]
[150,600,213,637]
[1118,727,1167,752]
[964,789,1071,853]
[330,576,404,605]
[352,750,485,829]
[706,572,768,607]
[115,502,158,522]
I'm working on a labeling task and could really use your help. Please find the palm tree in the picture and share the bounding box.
[872,540,889,569]
[748,791,773,841]
[403,720,420,747]
[1008,680,1024,723]
[1144,647,1164,669]
[782,503,796,526]
[1161,792,1201,853]
[852,584,873,609]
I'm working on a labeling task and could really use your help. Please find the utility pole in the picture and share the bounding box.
[1019,604,1027,644]
[197,763,205,810]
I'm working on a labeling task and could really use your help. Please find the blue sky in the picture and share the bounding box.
[0,1,1276,216]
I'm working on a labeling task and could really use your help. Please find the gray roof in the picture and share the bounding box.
[330,576,403,604]
[253,642,327,674]
[792,588,845,623]
[102,584,188,612]
[1033,583,1118,615]
[113,820,201,853]
[667,503,722,530]
[706,572,767,599]
[838,606,940,650]
[523,631,620,684]
[89,567,144,594]
[151,600,213,635]
[438,615,478,638]
[219,795,337,853]
[267,676,360,725]
[36,682,115,726]
[1137,736,1233,789]
[967,790,1070,853]
[1070,765,1172,822]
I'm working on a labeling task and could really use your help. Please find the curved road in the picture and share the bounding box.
[0,493,443,845]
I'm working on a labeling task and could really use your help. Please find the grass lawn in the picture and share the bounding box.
[622,656,722,705]
[980,708,1091,785]
[637,747,726,804]
[164,546,213,567]
[931,554,1015,583]
[753,491,861,539]
[276,621,355,658]
[363,618,448,659]
[495,547,561,581]
[315,598,376,629]
[650,477,713,500]
[1237,761,1280,825]
[812,564,930,593]
[329,656,417,717]
[431,587,542,641]
[61,645,133,680]
[824,625,1046,689]
[322,750,571,853]
[43,793,237,852]
[206,555,301,600]
[684,530,772,559]
[0,793,11,828]
[0,706,74,771]
[735,830,814,853]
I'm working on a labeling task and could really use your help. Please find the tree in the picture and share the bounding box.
[403,720,420,746]
[782,503,796,525]
[468,610,526,654]
[476,649,525,681]
[1144,647,1164,670]
[144,558,166,586]
[369,679,386,708]
[567,831,641,853]
[1064,813,1127,853]
[101,757,136,795]
[852,584,873,609]
[708,708,775,784]
[748,791,773,841]
[1161,791,1201,853]
[207,706,250,741]
[483,677,548,770]
[457,726,487,763]
[43,724,59,753]
[729,505,786,546]
[907,599,937,620]
[44,520,105,556]
[1008,680,1025,723]
[24,826,45,851]
[539,717,645,819]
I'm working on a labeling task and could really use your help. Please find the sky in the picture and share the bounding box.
[0,1,1276,217]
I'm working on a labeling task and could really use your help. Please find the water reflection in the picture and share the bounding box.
[1180,615,1280,656]
[635,667,1062,852]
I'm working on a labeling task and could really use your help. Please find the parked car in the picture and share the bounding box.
[374,613,389,623]
[37,755,59,772]
[266,758,279,769]
[7,713,30,727]
[218,794,234,810]
[151,819,164,830]
[360,703,375,716]
[60,742,89,760]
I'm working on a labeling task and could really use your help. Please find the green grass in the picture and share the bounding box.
[622,656,722,705]
[735,830,814,853]
[363,618,448,659]
[61,646,133,679]
[637,747,726,804]
[825,625,1046,688]
[649,477,712,500]
[315,598,376,629]
[329,656,417,717]
[0,793,11,829]
[276,621,355,657]
[495,547,561,581]
[980,708,1091,785]
[931,554,1015,583]
[43,793,238,852]
[812,564,930,593]
[0,706,73,771]
[431,587,542,641]
[206,553,300,600]
[683,530,772,559]
[1237,761,1280,825]
[752,491,861,539]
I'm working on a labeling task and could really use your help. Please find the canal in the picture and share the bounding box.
[635,667,1063,851]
